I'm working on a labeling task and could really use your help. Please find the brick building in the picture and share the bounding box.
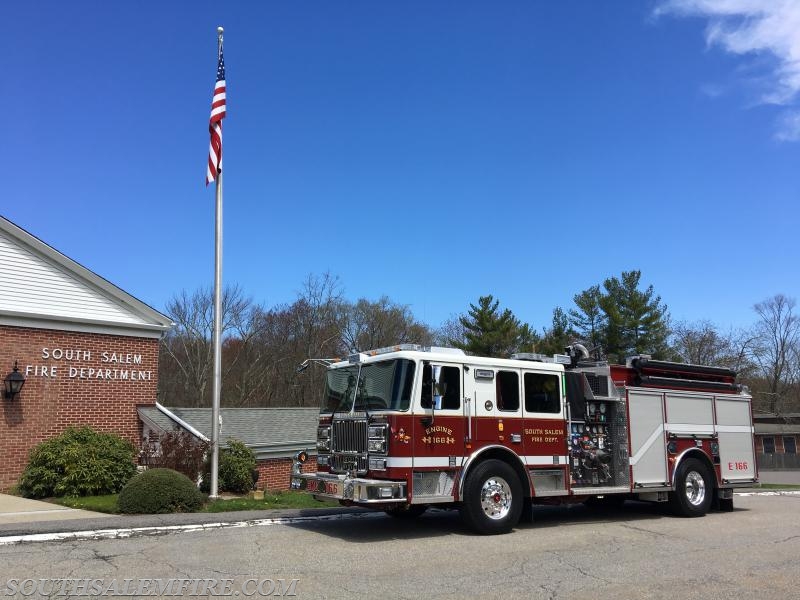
[754,412,800,471]
[138,405,318,490]
[0,216,172,492]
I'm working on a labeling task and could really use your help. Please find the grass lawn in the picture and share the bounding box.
[202,491,338,512]
[755,483,800,489]
[54,494,120,513]
[52,491,337,514]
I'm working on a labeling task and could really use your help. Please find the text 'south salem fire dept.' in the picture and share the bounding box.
[292,344,755,534]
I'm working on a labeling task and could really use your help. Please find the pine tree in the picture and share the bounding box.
[456,295,522,357]
[570,271,670,362]
[538,307,575,355]
[600,270,670,362]
[569,285,605,355]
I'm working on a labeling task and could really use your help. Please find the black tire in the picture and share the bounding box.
[669,457,713,517]
[384,504,427,518]
[459,459,523,535]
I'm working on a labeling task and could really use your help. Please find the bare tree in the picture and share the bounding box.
[434,315,467,348]
[670,320,737,365]
[158,285,261,407]
[748,294,800,414]
[340,296,434,352]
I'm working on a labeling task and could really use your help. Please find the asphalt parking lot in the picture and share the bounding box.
[0,492,798,600]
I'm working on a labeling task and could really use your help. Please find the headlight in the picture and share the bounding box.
[317,425,331,452]
[368,423,388,454]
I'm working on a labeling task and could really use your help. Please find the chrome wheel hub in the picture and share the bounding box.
[480,476,512,520]
[684,470,706,506]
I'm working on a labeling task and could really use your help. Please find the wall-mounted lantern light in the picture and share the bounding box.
[4,361,25,400]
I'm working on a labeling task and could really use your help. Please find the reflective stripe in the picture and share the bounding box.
[666,424,714,434]
[716,425,753,433]
[522,455,568,466]
[386,457,456,468]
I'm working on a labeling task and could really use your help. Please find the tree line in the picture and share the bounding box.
[158,270,800,415]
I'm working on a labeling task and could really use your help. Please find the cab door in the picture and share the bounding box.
[522,370,568,470]
[463,367,523,452]
[412,363,465,470]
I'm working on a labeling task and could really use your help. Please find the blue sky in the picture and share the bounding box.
[6,1,800,333]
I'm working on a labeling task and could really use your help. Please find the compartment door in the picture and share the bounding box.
[715,396,756,482]
[629,390,668,486]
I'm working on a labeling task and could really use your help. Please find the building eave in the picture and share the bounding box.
[0,312,169,339]
[0,216,174,331]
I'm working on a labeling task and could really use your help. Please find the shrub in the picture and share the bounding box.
[141,430,209,481]
[118,468,203,514]
[18,427,136,498]
[201,439,257,494]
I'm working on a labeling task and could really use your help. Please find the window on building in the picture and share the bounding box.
[524,372,561,414]
[420,364,461,410]
[783,436,797,454]
[496,371,520,412]
[762,437,775,454]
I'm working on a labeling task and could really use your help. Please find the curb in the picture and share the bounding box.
[0,506,368,543]
[0,509,379,546]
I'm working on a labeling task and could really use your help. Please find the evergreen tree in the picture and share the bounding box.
[538,307,575,355]
[600,270,670,362]
[569,285,605,355]
[456,295,522,357]
[516,323,541,354]
[570,271,670,362]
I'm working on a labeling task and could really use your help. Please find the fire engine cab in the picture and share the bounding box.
[291,344,756,534]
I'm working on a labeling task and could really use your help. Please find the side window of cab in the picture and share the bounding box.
[524,372,561,415]
[420,364,461,410]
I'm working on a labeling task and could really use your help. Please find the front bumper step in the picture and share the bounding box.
[291,472,406,503]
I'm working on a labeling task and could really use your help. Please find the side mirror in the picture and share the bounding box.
[432,365,443,410]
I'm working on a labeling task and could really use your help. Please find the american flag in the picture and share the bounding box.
[206,41,226,186]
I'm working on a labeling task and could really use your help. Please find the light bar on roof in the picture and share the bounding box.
[346,344,467,363]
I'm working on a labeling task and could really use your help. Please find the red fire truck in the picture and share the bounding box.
[291,344,756,534]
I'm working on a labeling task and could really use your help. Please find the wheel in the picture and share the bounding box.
[384,504,427,518]
[670,457,713,517]
[459,459,523,535]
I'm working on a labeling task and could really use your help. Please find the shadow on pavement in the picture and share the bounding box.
[286,499,750,543]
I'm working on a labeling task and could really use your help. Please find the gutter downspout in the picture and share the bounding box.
[156,402,211,442]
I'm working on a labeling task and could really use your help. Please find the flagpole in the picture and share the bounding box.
[210,25,224,500]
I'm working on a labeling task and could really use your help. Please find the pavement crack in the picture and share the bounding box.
[774,535,800,544]
[549,551,610,584]
[619,523,677,540]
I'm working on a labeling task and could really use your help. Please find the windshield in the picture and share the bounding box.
[322,359,416,413]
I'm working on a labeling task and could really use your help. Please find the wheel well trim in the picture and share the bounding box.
[672,448,717,490]
[458,445,530,499]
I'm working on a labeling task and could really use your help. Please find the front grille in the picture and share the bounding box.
[331,419,367,453]
[330,418,368,475]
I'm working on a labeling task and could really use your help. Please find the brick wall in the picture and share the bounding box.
[0,325,159,492]
[255,456,317,491]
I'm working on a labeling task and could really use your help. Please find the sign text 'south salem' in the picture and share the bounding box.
[23,347,153,382]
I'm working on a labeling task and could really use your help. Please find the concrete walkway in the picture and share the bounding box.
[0,494,108,525]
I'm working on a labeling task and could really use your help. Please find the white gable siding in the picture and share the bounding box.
[0,229,148,325]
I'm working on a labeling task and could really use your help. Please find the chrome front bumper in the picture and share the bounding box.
[290,472,407,503]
